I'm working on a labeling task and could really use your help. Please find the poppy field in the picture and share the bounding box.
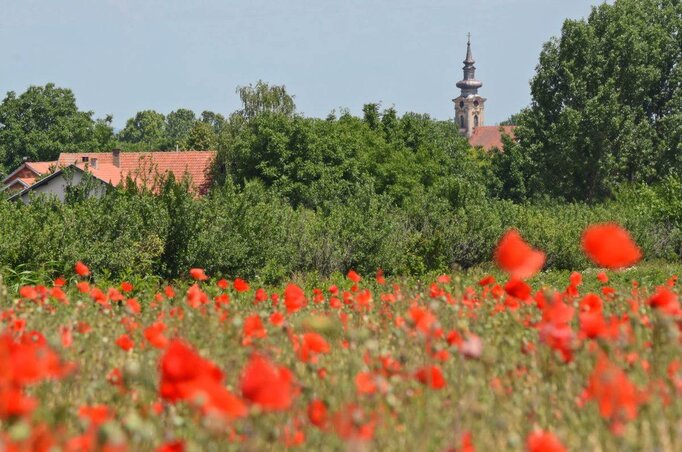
[1,223,682,451]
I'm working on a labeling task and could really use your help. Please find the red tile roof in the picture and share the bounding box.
[469,126,516,151]
[26,161,57,174]
[74,162,124,186]
[18,177,36,186]
[2,161,56,186]
[59,150,216,194]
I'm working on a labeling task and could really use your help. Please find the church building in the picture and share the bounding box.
[453,35,515,151]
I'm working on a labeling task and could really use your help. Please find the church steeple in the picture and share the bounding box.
[453,34,486,138]
[464,33,474,64]
[456,34,483,97]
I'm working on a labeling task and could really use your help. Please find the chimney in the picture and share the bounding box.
[91,157,98,169]
[113,149,121,167]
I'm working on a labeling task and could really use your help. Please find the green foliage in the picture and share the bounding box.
[184,121,217,150]
[214,84,484,211]
[516,0,682,201]
[164,108,197,149]
[489,135,532,202]
[2,176,682,283]
[235,80,296,120]
[115,108,221,151]
[0,84,115,174]
[117,110,167,150]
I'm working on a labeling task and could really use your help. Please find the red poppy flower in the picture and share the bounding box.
[242,315,267,345]
[240,354,297,411]
[526,430,566,452]
[494,230,545,279]
[332,404,376,441]
[159,340,246,419]
[504,278,532,300]
[254,288,268,303]
[233,278,250,292]
[307,399,328,428]
[74,261,90,277]
[269,311,285,326]
[376,269,386,285]
[415,365,446,389]
[352,372,374,394]
[297,333,330,362]
[284,283,307,314]
[59,326,73,349]
[582,223,642,269]
[189,268,208,281]
[78,405,112,427]
[120,281,133,293]
[115,334,134,352]
[585,353,645,429]
[347,270,361,283]
[647,286,681,316]
[216,278,229,290]
[156,440,185,452]
[144,323,169,349]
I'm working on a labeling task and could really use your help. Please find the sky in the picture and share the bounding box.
[0,0,608,127]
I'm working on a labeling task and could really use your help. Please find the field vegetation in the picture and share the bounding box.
[1,227,682,450]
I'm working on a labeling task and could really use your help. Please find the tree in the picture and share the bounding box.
[184,121,217,150]
[200,111,227,135]
[213,81,297,185]
[165,109,196,149]
[117,110,166,150]
[0,84,112,174]
[517,0,682,201]
[489,135,532,202]
[93,115,117,151]
[236,81,296,120]
[500,112,523,126]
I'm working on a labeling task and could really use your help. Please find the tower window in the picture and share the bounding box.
[474,115,479,128]
[474,100,480,107]
[459,101,464,108]
[460,116,465,128]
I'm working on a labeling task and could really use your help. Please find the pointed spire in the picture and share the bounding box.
[456,33,482,96]
[464,32,474,64]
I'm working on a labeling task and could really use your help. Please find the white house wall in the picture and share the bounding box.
[17,172,108,204]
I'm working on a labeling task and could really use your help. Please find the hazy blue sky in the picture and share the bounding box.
[1,0,608,127]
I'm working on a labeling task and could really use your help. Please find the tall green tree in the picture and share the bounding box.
[516,0,682,201]
[184,121,217,150]
[214,81,297,185]
[0,84,113,174]
[235,80,296,120]
[200,111,227,136]
[117,110,167,150]
[165,109,196,149]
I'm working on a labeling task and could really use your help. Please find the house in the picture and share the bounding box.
[4,149,216,203]
[1,161,57,193]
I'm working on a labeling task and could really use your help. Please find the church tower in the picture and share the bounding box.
[453,35,486,138]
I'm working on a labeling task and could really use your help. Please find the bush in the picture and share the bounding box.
[3,177,682,282]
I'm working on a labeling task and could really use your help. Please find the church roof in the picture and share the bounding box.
[469,126,516,151]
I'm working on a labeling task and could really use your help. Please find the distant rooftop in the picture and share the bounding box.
[469,126,516,151]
